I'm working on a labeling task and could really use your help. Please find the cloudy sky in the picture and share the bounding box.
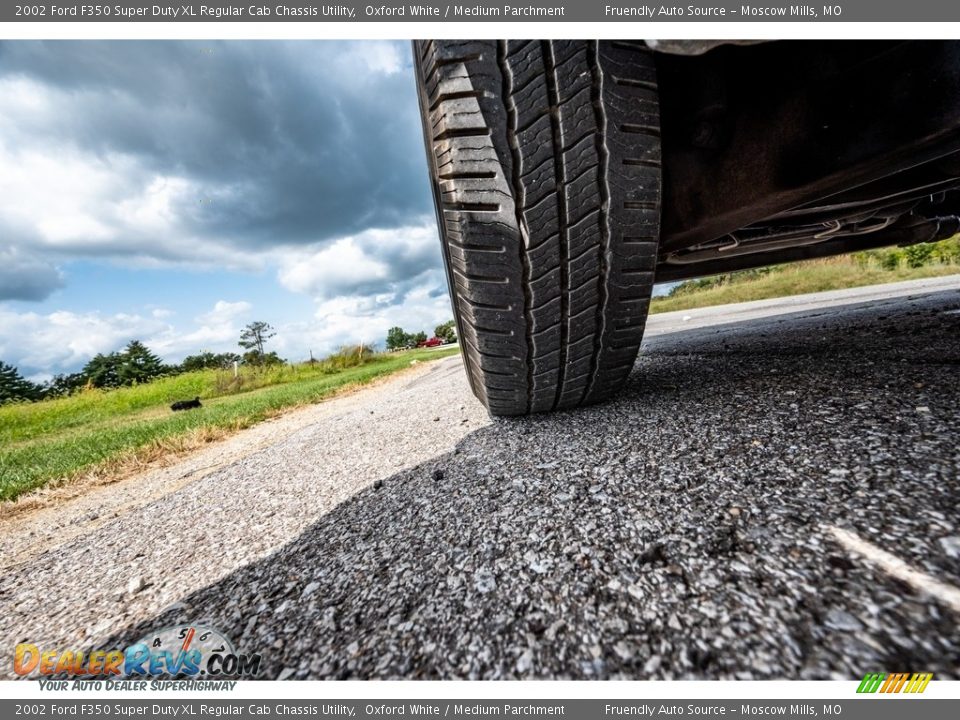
[0,40,453,379]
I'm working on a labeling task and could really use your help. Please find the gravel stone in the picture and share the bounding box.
[2,280,959,680]
[939,536,960,559]
[825,610,864,632]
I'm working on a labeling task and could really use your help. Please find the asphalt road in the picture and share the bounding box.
[3,277,960,680]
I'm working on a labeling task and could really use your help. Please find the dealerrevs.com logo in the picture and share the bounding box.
[15,625,261,678]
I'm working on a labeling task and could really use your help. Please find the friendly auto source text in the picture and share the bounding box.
[605,705,823,716]
[605,5,826,17]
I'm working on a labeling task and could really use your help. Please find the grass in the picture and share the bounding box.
[7,239,957,502]
[0,346,460,502]
[650,238,960,315]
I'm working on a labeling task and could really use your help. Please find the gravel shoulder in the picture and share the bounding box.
[1,357,489,644]
[0,357,479,570]
[3,278,959,679]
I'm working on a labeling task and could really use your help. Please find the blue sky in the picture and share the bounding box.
[0,40,454,380]
[1,40,670,381]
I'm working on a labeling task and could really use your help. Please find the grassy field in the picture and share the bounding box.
[0,346,459,502]
[650,239,960,315]
[6,240,957,502]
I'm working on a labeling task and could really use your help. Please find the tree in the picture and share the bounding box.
[239,321,276,364]
[43,372,86,398]
[412,331,428,346]
[181,351,240,372]
[435,320,457,343]
[215,352,242,368]
[82,352,123,389]
[242,350,283,367]
[386,326,411,351]
[117,340,166,385]
[80,341,170,389]
[0,361,42,404]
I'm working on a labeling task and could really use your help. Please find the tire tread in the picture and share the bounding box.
[415,40,661,415]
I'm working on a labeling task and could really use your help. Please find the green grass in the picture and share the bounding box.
[650,238,960,315]
[0,346,460,502]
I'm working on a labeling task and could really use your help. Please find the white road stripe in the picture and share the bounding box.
[826,525,960,614]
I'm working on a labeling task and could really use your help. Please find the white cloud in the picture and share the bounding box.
[276,224,440,299]
[0,77,269,273]
[271,268,453,361]
[0,145,116,246]
[354,42,405,75]
[278,236,388,296]
[0,138,267,272]
[266,223,453,360]
[0,42,455,375]
[149,325,238,358]
[0,273,456,374]
[0,41,432,276]
[0,307,169,376]
[145,299,253,360]
[0,299,255,376]
[195,300,252,325]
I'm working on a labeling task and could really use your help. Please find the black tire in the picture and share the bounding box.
[415,40,661,416]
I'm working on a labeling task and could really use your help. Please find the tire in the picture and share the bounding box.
[415,40,661,416]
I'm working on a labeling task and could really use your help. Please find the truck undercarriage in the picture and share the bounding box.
[654,40,960,281]
[416,39,960,414]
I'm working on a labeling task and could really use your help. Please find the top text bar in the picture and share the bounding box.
[4,1,960,23]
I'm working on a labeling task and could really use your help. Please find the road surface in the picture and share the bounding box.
[3,276,959,679]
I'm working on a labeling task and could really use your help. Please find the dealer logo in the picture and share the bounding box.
[14,624,261,678]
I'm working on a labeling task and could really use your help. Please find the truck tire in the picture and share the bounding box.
[415,40,661,416]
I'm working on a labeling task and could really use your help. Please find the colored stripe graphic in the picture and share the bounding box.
[905,673,933,693]
[857,672,932,693]
[857,673,885,693]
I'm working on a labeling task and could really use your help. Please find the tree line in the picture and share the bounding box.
[385,320,456,350]
[2,318,460,405]
[0,321,282,404]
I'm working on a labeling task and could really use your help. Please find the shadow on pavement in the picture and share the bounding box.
[100,289,960,679]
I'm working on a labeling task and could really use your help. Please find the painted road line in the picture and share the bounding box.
[826,525,960,614]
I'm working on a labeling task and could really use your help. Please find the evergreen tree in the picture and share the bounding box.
[82,352,123,388]
[117,340,165,385]
[43,372,86,398]
[0,361,42,404]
